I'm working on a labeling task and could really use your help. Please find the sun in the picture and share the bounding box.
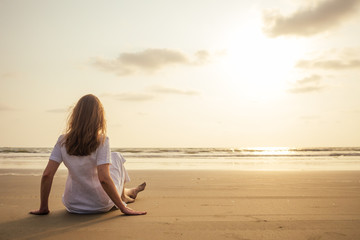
[220,15,307,102]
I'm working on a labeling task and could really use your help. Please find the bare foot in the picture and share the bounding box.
[126,182,146,199]
[122,195,135,204]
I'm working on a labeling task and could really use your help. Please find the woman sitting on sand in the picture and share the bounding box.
[30,94,147,216]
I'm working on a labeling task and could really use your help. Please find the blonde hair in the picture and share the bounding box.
[64,94,106,156]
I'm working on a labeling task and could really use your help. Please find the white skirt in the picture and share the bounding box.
[110,152,131,196]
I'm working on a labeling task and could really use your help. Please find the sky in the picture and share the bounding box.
[0,0,360,148]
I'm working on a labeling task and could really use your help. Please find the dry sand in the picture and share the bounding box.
[0,169,360,240]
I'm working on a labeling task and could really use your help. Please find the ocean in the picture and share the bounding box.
[1,147,360,172]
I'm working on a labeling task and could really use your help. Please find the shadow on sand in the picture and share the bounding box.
[1,209,126,240]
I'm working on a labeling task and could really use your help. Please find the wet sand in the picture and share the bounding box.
[1,170,360,240]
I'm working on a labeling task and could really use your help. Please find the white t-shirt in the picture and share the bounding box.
[50,135,114,214]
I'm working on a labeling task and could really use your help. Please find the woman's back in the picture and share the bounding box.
[50,135,113,213]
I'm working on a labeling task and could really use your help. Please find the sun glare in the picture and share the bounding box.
[244,147,292,155]
[221,16,307,102]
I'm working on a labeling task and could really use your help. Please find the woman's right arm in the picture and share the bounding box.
[97,164,146,215]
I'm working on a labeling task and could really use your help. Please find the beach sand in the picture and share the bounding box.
[1,170,360,240]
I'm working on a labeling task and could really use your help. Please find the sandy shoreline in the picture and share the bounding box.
[1,170,360,240]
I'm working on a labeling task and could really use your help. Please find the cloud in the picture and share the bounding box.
[0,103,15,111]
[148,85,199,96]
[296,74,322,84]
[296,59,360,70]
[194,50,210,65]
[295,48,360,70]
[93,48,211,76]
[119,49,188,69]
[0,72,18,79]
[262,0,360,37]
[45,108,68,113]
[101,93,155,102]
[288,85,325,94]
[288,75,325,93]
[101,85,199,102]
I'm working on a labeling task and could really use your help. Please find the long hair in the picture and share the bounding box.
[64,94,106,156]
